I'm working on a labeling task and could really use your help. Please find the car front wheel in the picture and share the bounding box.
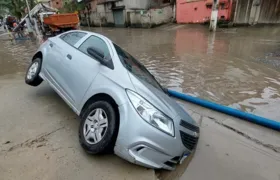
[25,58,43,86]
[79,100,118,154]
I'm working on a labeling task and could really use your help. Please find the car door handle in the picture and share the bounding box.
[49,43,53,48]
[67,54,72,60]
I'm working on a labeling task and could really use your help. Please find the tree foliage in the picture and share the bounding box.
[0,0,37,19]
[59,1,85,13]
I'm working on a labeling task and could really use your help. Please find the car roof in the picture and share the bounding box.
[66,30,113,44]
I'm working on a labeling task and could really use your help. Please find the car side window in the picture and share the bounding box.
[78,36,111,60]
[60,32,86,46]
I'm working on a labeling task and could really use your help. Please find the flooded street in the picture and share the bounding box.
[1,25,280,120]
[0,39,38,77]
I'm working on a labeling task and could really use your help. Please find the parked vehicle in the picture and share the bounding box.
[39,12,79,35]
[25,30,199,170]
[13,3,79,37]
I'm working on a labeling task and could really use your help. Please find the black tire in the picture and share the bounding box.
[79,101,118,154]
[25,58,43,86]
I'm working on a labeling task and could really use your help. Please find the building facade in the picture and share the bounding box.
[176,0,280,25]
[80,0,175,28]
[176,0,233,24]
[233,0,280,25]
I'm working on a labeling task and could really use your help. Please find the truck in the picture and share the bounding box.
[39,12,79,36]
[13,3,80,37]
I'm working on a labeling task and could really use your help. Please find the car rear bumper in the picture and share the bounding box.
[114,101,199,170]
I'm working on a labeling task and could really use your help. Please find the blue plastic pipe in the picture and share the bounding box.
[168,89,280,131]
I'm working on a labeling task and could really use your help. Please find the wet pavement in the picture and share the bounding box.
[0,25,280,120]
[0,77,155,180]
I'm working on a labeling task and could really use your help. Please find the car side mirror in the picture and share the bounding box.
[87,47,114,70]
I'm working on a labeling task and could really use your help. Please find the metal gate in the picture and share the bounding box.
[113,10,125,27]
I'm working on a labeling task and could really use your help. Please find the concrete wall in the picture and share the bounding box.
[128,10,150,27]
[81,3,115,27]
[82,1,98,14]
[234,0,280,25]
[234,0,253,24]
[128,5,173,28]
[176,0,232,23]
[123,0,151,10]
[150,5,173,25]
[258,0,280,24]
[82,1,123,27]
[123,0,165,10]
[95,4,114,25]
[81,0,173,28]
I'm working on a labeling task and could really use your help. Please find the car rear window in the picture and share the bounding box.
[60,32,86,46]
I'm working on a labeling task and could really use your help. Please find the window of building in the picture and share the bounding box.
[206,4,212,9]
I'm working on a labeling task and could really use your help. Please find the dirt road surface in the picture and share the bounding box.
[180,114,280,180]
[0,76,155,180]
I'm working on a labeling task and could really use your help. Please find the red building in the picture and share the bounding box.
[176,0,233,24]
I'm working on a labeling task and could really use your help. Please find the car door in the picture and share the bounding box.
[59,35,113,108]
[45,32,87,103]
[43,36,65,88]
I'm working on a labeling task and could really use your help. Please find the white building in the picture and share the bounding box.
[81,0,174,28]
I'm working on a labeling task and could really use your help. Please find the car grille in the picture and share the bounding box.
[180,120,200,133]
[180,131,199,151]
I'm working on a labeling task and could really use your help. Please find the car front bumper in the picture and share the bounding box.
[114,101,199,170]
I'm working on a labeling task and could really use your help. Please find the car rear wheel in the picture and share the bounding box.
[79,101,118,154]
[25,58,43,86]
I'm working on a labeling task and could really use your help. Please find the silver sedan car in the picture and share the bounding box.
[25,30,199,170]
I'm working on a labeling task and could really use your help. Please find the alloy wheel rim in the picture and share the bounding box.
[27,62,39,80]
[83,108,109,145]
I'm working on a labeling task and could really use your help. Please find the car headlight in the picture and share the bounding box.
[126,89,174,136]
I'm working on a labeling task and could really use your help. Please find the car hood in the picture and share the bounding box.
[128,73,197,126]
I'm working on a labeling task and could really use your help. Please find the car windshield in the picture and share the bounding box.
[113,44,164,91]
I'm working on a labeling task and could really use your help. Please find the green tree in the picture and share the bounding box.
[60,0,85,13]
[0,0,36,19]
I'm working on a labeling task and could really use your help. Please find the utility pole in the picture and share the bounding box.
[209,0,219,31]
[25,0,33,34]
[25,0,31,15]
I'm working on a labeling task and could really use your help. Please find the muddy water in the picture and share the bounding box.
[87,25,280,121]
[1,25,280,120]
[0,39,38,77]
